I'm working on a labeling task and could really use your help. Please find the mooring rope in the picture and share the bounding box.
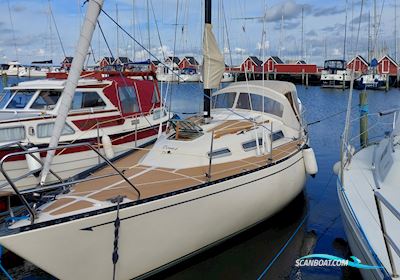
[256,172,335,279]
[111,195,124,280]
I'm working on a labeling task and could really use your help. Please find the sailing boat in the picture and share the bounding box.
[0,1,317,279]
[336,1,400,276]
[337,109,400,279]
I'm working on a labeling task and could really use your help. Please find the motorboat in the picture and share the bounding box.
[355,73,387,90]
[320,60,352,89]
[179,68,201,82]
[1,61,26,76]
[156,63,179,82]
[0,71,168,191]
[221,72,235,83]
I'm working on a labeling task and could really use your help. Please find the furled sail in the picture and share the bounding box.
[202,23,224,89]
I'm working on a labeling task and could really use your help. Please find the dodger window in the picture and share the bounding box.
[118,86,140,114]
[72,91,106,110]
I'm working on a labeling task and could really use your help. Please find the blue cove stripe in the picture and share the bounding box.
[300,254,383,270]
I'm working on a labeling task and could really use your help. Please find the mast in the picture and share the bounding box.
[279,11,283,58]
[301,6,304,59]
[204,0,212,120]
[368,11,371,62]
[40,0,104,184]
[147,0,151,61]
[116,0,119,58]
[395,0,398,62]
[343,0,348,61]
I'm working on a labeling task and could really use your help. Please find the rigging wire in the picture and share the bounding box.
[149,0,166,59]
[48,0,67,59]
[97,21,115,59]
[343,0,364,147]
[7,0,18,61]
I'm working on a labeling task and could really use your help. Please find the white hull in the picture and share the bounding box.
[156,73,179,82]
[18,69,48,77]
[179,73,201,82]
[337,182,387,280]
[0,135,157,191]
[0,150,306,280]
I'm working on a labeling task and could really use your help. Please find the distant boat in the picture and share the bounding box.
[179,67,201,82]
[320,59,352,88]
[221,72,235,83]
[156,62,179,82]
[0,61,26,76]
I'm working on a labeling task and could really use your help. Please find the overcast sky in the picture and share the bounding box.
[0,0,397,66]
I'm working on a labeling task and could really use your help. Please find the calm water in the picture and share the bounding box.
[1,77,400,279]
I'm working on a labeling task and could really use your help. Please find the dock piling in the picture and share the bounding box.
[359,90,368,148]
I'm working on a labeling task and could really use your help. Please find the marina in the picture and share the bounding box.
[0,0,399,279]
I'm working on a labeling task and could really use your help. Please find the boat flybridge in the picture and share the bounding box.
[321,59,352,89]
[0,80,317,279]
[337,108,400,279]
[0,71,168,192]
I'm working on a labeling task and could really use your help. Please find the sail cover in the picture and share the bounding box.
[202,23,224,89]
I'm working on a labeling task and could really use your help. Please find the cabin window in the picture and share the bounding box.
[236,93,251,110]
[31,90,62,110]
[37,123,75,138]
[242,138,263,151]
[208,148,231,159]
[118,86,140,114]
[0,126,25,142]
[249,94,263,111]
[263,97,283,117]
[6,90,36,109]
[272,130,284,141]
[212,92,236,109]
[72,91,106,110]
[152,85,160,104]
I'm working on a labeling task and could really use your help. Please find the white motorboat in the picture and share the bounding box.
[156,63,179,82]
[0,1,317,279]
[0,71,168,191]
[221,72,235,83]
[355,73,387,90]
[320,60,352,89]
[1,61,26,76]
[179,68,201,82]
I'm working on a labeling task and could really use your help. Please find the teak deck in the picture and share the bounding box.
[42,139,301,216]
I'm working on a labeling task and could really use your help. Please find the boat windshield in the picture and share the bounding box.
[30,90,62,110]
[6,90,36,109]
[0,90,13,109]
[324,60,346,70]
[212,92,236,108]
